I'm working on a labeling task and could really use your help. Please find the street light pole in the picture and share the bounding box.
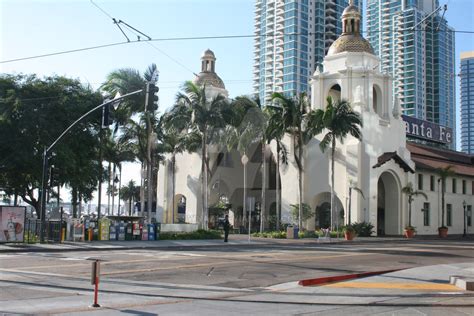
[463,200,467,238]
[39,89,142,243]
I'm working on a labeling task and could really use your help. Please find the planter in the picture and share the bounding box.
[404,229,415,239]
[438,227,448,238]
[344,231,355,241]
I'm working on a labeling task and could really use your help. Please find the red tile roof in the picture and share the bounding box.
[406,142,474,177]
[373,151,415,173]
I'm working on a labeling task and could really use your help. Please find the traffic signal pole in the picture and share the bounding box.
[144,83,159,224]
[39,89,143,243]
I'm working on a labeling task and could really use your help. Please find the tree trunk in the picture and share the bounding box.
[276,142,281,231]
[348,187,352,226]
[107,162,111,215]
[111,163,116,216]
[297,132,304,230]
[140,162,145,217]
[72,188,78,218]
[330,137,336,231]
[201,130,208,230]
[260,142,266,233]
[408,199,412,227]
[172,154,176,224]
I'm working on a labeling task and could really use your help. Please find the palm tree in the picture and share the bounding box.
[264,105,288,231]
[226,97,265,232]
[102,64,159,222]
[402,182,428,228]
[309,97,362,231]
[437,165,455,229]
[167,81,232,229]
[120,180,140,216]
[160,116,187,224]
[270,93,314,230]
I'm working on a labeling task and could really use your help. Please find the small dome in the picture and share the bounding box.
[202,49,215,59]
[194,72,225,89]
[327,1,374,56]
[327,35,374,56]
[342,5,359,16]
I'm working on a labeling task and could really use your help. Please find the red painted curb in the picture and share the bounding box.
[298,269,402,287]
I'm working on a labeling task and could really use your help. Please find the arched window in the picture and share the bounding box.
[373,85,382,115]
[328,84,341,102]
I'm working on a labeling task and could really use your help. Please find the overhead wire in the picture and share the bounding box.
[89,0,197,76]
[1,29,473,65]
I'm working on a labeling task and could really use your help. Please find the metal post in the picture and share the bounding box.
[40,147,49,243]
[91,259,100,308]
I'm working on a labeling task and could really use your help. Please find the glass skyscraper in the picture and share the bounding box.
[253,0,359,105]
[366,0,455,149]
[461,51,474,154]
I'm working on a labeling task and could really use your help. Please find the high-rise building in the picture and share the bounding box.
[253,0,360,104]
[461,51,474,154]
[366,0,456,149]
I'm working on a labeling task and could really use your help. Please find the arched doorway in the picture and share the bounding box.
[174,194,186,223]
[312,192,344,230]
[316,202,331,229]
[377,172,400,235]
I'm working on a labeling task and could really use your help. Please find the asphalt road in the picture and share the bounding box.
[1,239,474,315]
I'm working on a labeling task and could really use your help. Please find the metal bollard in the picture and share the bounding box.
[91,259,101,307]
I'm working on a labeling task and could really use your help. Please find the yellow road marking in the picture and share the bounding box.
[326,282,461,291]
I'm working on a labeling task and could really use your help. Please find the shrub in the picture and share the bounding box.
[298,230,318,238]
[159,229,221,240]
[351,222,374,237]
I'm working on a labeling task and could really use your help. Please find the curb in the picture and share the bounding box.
[298,269,402,286]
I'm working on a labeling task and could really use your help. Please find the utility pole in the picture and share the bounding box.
[144,78,159,224]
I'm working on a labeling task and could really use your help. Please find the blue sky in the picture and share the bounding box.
[1,0,473,206]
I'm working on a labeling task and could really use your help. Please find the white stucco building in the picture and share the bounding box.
[157,3,473,236]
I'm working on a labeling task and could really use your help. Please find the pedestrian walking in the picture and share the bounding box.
[223,215,230,242]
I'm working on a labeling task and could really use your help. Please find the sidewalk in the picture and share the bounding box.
[1,234,471,253]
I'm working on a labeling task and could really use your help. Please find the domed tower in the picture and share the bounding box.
[327,1,374,56]
[310,0,386,116]
[193,49,228,98]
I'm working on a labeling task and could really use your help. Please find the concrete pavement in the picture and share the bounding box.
[0,234,456,253]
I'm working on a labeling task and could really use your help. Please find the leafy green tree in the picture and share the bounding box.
[120,180,140,216]
[401,182,428,228]
[290,203,314,223]
[0,74,102,217]
[437,165,455,229]
[308,97,362,231]
[270,92,315,229]
[166,81,232,229]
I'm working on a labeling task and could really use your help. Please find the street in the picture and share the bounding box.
[1,238,474,315]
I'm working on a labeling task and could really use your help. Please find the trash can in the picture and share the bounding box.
[286,225,299,239]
